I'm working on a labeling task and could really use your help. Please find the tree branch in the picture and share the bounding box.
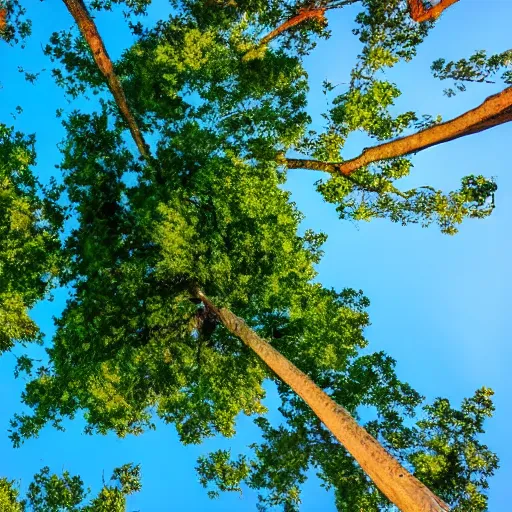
[61,0,150,159]
[407,0,460,23]
[246,5,327,58]
[285,86,512,175]
[193,287,450,512]
[0,8,6,34]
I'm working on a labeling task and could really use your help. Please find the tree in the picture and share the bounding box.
[2,0,502,510]
[0,463,141,511]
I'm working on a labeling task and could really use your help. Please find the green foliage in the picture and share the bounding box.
[0,478,23,512]
[9,107,323,445]
[0,125,61,353]
[25,467,88,511]
[292,2,497,234]
[89,0,151,16]
[432,49,512,96]
[410,388,499,512]
[353,0,430,74]
[307,57,497,234]
[328,80,417,141]
[43,30,105,99]
[317,166,496,234]
[0,464,140,512]
[197,450,250,499]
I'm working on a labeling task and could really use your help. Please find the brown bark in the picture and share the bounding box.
[407,0,460,22]
[286,86,512,176]
[0,8,6,34]
[194,288,450,512]
[61,0,150,159]
[258,7,327,47]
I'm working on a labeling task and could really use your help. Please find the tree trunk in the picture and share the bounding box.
[285,86,512,176]
[194,288,450,512]
[61,0,150,159]
[407,0,460,23]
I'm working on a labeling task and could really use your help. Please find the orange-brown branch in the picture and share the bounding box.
[407,0,460,22]
[259,6,327,47]
[62,0,149,159]
[0,8,7,34]
[286,86,512,175]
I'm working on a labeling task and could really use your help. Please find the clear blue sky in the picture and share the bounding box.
[1,1,511,510]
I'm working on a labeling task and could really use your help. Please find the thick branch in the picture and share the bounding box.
[62,0,149,159]
[194,288,450,512]
[407,0,460,22]
[258,6,327,47]
[286,86,512,175]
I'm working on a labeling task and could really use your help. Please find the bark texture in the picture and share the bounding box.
[0,8,6,33]
[286,86,512,175]
[194,288,450,512]
[62,0,150,159]
[407,0,460,22]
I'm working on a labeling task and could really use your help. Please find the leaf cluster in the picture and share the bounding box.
[0,464,141,512]
[432,49,512,97]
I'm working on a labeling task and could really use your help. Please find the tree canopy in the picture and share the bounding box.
[1,0,506,510]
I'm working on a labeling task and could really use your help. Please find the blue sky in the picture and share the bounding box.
[1,1,511,510]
